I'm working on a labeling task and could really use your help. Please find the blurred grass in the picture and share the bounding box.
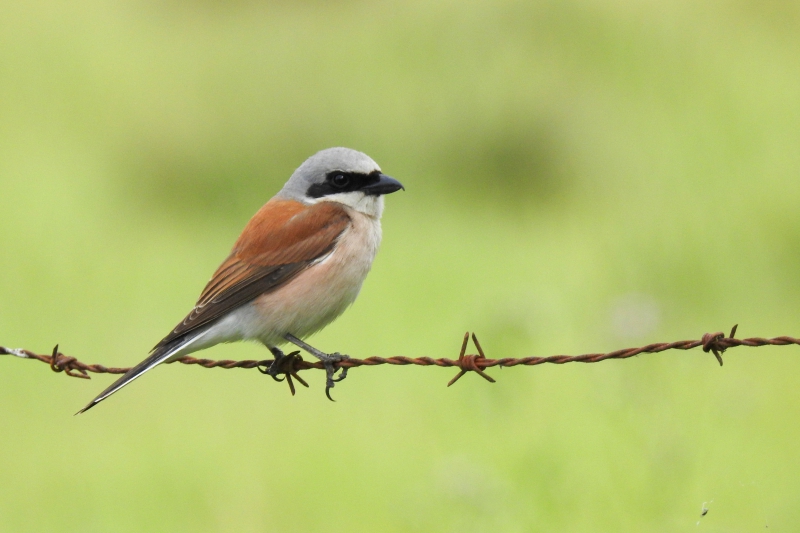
[2,0,800,530]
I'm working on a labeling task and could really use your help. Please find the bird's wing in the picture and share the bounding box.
[155,199,352,349]
[76,200,350,414]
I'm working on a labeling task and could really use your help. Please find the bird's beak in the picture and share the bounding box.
[362,174,405,196]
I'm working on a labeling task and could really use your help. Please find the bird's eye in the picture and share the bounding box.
[331,173,350,189]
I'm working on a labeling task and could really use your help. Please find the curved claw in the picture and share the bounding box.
[258,369,285,382]
[332,366,349,383]
[323,361,337,402]
[323,355,351,401]
[257,361,286,382]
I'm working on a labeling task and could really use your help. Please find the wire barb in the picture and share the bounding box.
[49,344,90,379]
[447,332,496,387]
[702,324,738,366]
[257,351,308,396]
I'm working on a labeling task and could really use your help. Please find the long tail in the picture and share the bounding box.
[75,338,190,415]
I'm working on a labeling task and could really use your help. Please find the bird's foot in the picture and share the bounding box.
[258,347,308,396]
[283,334,351,401]
[319,352,350,401]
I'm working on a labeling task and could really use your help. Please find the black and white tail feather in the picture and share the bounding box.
[75,336,195,415]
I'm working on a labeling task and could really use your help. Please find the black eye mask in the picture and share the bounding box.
[306,170,382,198]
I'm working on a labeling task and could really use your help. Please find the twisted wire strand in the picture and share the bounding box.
[2,326,799,390]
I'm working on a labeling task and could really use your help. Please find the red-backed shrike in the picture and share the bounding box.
[78,148,403,413]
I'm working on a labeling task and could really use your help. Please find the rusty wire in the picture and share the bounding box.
[3,325,800,395]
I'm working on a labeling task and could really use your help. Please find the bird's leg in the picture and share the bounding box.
[262,346,289,382]
[283,333,350,401]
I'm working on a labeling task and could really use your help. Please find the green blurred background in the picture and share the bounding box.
[2,0,800,530]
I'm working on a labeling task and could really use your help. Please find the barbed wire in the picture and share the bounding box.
[3,325,800,396]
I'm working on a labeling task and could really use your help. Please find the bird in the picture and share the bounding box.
[77,147,404,414]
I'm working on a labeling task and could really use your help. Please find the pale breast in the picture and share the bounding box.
[247,208,382,345]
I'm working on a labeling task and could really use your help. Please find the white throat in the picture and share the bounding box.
[308,192,385,219]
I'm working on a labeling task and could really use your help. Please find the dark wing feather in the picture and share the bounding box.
[154,200,351,350]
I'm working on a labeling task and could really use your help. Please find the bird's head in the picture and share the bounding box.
[278,147,404,218]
